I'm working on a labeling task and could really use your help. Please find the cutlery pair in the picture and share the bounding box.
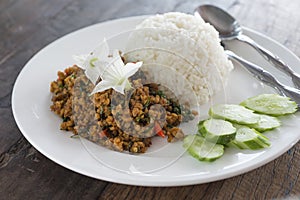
[195,5,300,105]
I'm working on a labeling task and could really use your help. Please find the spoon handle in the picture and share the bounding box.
[236,34,300,89]
[226,50,300,105]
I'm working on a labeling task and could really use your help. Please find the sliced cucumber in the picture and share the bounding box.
[249,114,281,132]
[209,104,260,125]
[198,119,236,145]
[229,125,270,150]
[183,135,224,162]
[240,94,298,116]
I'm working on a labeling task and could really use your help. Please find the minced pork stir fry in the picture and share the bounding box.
[50,65,196,153]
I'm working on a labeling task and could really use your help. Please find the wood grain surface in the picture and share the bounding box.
[1,0,300,199]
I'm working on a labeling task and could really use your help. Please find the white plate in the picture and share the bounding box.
[12,15,300,186]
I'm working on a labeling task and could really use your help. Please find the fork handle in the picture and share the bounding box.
[226,50,300,106]
[236,34,300,89]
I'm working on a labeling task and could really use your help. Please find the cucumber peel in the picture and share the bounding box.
[229,125,270,150]
[198,119,236,145]
[183,135,224,162]
[240,94,298,116]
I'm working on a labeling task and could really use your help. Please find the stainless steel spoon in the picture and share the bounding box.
[195,4,300,89]
[226,50,300,105]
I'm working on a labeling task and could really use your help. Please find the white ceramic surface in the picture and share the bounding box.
[12,15,300,186]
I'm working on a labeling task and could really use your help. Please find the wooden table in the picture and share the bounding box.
[1,0,300,199]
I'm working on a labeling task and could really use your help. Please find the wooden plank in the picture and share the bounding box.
[0,108,22,154]
[0,0,74,57]
[0,138,107,199]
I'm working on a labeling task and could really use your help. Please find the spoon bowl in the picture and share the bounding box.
[194,5,242,40]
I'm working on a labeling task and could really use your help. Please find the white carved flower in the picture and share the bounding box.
[91,50,143,95]
[73,38,112,85]
[73,38,143,95]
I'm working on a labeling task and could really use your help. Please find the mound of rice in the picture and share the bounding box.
[124,12,233,105]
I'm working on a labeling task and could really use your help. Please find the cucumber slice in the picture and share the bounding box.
[198,119,236,145]
[240,94,298,116]
[249,114,281,132]
[209,104,260,125]
[183,135,224,162]
[229,125,270,150]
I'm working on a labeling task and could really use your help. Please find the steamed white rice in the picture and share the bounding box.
[124,12,233,105]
